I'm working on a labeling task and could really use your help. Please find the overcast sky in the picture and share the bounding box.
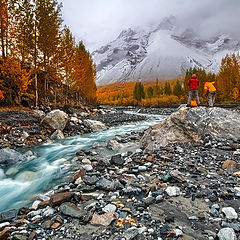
[60,0,240,52]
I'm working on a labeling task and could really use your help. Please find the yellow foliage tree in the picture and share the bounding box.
[0,89,4,99]
[72,42,96,103]
[0,57,32,104]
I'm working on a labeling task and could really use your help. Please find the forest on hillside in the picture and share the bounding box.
[97,54,240,106]
[1,0,240,108]
[0,0,96,108]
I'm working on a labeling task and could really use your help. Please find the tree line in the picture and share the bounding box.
[0,0,96,107]
[97,53,240,106]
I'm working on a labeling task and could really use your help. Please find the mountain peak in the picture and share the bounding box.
[157,16,176,31]
[92,17,240,86]
[118,28,137,39]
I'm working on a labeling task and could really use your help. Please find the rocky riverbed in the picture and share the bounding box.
[0,106,240,240]
[0,106,147,149]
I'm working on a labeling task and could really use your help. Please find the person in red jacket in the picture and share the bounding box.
[187,74,200,107]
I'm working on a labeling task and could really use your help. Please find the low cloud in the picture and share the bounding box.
[60,0,240,51]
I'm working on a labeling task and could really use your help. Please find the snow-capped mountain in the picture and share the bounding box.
[92,17,240,86]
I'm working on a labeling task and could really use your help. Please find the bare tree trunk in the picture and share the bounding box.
[43,54,47,105]
[54,89,57,107]
[0,20,5,58]
[34,21,38,108]
[35,73,38,107]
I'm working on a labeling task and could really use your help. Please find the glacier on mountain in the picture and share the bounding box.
[92,17,240,86]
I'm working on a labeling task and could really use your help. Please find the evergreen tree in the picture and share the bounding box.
[153,78,161,97]
[173,80,183,99]
[133,82,145,103]
[146,86,153,99]
[164,82,171,95]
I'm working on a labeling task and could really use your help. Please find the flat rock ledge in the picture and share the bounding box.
[141,106,240,150]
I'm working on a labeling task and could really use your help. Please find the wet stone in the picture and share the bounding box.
[234,187,240,197]
[138,166,147,172]
[2,107,240,240]
[69,169,86,183]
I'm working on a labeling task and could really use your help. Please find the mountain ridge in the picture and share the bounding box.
[92,17,240,86]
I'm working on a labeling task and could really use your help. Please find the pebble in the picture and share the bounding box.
[165,186,180,197]
[174,228,183,237]
[217,227,237,240]
[222,207,238,220]
[234,187,240,197]
[82,164,93,171]
[102,204,117,213]
[138,166,147,171]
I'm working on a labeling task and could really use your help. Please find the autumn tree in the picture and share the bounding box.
[14,0,35,64]
[216,54,240,101]
[153,78,162,97]
[35,0,62,103]
[60,26,76,104]
[0,89,3,99]
[0,0,98,107]
[0,57,32,105]
[72,42,96,103]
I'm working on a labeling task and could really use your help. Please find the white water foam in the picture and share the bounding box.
[0,110,167,212]
[0,168,5,180]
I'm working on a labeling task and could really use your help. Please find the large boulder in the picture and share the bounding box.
[83,119,107,132]
[0,148,24,167]
[41,110,69,131]
[141,106,240,150]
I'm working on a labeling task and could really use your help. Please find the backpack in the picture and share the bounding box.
[190,100,197,107]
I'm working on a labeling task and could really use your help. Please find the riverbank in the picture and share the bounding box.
[0,106,239,240]
[0,106,149,149]
[1,104,239,149]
